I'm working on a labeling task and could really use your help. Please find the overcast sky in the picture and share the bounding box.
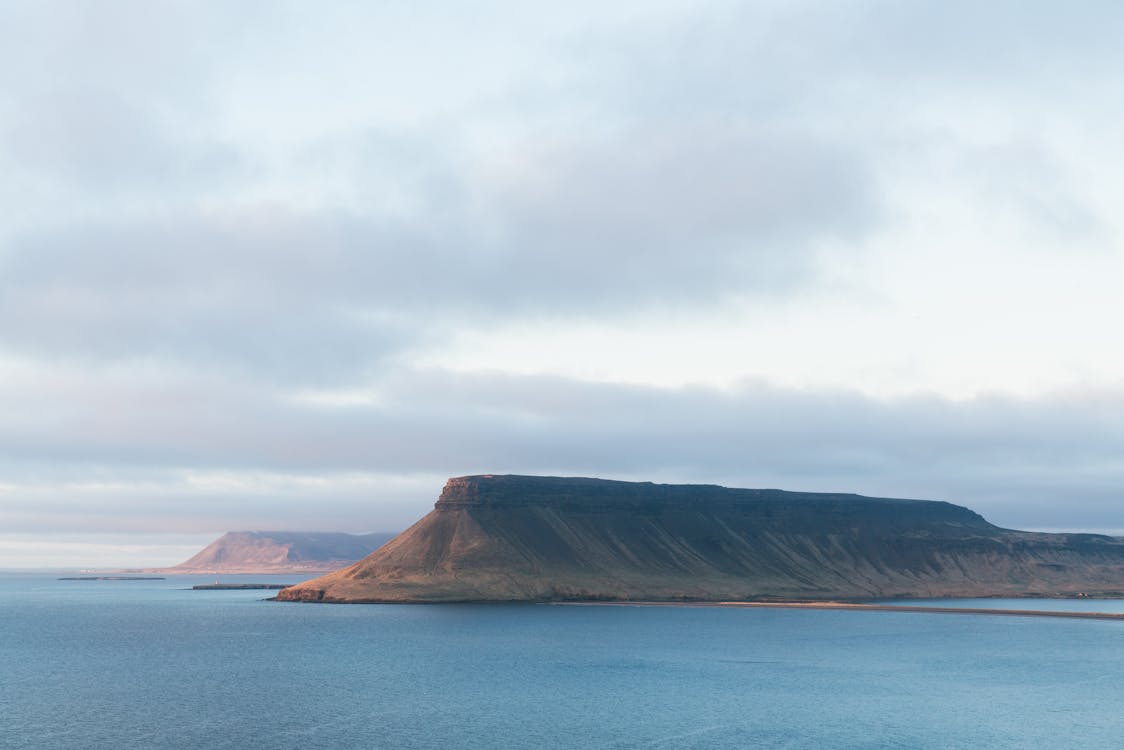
[3,1,1124,567]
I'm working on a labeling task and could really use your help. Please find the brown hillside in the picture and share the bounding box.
[171,531,395,574]
[276,475,1124,603]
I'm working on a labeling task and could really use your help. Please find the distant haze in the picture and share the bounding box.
[3,2,1124,567]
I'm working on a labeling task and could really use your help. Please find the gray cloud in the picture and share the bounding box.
[0,2,258,201]
[490,124,875,299]
[3,88,243,194]
[2,367,1123,532]
[0,2,887,390]
[0,115,876,384]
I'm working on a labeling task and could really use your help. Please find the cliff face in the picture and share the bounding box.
[172,531,395,574]
[276,475,1124,603]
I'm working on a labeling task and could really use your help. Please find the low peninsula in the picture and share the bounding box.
[141,530,396,575]
[275,475,1124,604]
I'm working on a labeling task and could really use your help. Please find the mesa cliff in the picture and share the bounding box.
[275,475,1124,603]
[164,531,395,574]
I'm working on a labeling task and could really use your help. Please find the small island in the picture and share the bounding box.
[58,580,165,584]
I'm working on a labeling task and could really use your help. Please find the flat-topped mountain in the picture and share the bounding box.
[170,531,395,574]
[276,475,1124,603]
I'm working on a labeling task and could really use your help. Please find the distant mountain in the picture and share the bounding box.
[277,475,1124,602]
[171,531,395,574]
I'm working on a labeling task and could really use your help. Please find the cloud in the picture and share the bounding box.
[0,1,258,204]
[6,0,1115,391]
[3,88,243,195]
[2,2,1124,564]
[2,364,1123,533]
[0,2,887,391]
[0,114,877,384]
[487,123,876,301]
[0,533,216,569]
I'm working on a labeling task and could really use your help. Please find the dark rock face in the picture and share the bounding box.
[276,475,1124,603]
[435,475,993,532]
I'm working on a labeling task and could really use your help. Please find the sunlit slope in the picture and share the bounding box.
[277,475,1124,602]
[174,531,395,574]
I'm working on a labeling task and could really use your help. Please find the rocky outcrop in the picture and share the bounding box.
[168,531,395,574]
[276,475,1124,603]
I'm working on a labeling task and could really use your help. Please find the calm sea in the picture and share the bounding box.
[3,572,1124,749]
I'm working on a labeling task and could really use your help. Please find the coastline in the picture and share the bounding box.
[555,600,1124,621]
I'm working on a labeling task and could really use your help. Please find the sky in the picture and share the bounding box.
[3,0,1124,567]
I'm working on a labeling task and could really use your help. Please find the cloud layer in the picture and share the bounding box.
[2,1,1124,564]
[3,366,1124,535]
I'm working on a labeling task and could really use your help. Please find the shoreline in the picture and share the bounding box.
[556,600,1124,621]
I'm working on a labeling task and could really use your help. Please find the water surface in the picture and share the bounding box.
[2,572,1123,749]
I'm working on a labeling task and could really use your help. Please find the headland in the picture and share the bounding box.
[276,475,1124,604]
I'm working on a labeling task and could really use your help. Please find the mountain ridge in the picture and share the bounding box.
[156,530,396,574]
[277,475,1124,603]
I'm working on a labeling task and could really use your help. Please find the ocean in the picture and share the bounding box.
[2,572,1123,749]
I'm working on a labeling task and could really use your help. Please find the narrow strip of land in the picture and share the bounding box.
[192,583,293,590]
[557,601,1124,621]
[58,580,165,584]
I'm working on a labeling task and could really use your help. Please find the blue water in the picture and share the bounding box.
[875,597,1124,613]
[3,573,1124,749]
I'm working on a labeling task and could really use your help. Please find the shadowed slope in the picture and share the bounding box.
[277,475,1124,602]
